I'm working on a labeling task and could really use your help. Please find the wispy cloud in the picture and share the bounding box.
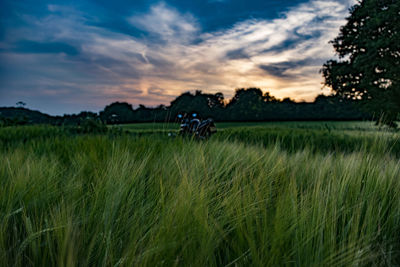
[0,0,356,114]
[128,3,199,43]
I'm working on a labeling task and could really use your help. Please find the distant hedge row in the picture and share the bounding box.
[0,88,372,126]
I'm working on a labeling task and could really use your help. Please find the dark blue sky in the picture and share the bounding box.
[0,0,355,114]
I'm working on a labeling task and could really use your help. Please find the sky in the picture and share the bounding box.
[0,0,356,115]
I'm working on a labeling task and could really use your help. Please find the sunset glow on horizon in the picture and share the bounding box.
[0,0,356,115]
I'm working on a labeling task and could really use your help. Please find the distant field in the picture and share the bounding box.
[119,121,398,138]
[117,121,400,155]
[118,120,381,132]
[1,122,400,266]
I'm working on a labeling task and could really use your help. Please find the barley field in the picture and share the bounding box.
[1,122,400,266]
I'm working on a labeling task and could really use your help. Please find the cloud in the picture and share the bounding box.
[0,0,357,114]
[122,0,354,101]
[128,3,199,44]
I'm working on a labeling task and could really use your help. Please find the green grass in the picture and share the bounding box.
[1,122,400,266]
[118,121,400,156]
[119,121,381,131]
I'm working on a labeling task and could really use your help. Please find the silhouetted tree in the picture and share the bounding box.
[263,92,278,103]
[100,102,134,124]
[16,101,26,108]
[169,91,225,120]
[321,0,400,127]
[226,88,265,120]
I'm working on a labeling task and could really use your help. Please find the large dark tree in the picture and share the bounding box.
[169,91,225,120]
[226,88,265,120]
[99,102,134,124]
[321,0,399,126]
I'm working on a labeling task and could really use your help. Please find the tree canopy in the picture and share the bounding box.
[321,0,400,126]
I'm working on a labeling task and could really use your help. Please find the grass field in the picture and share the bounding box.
[1,122,400,266]
[118,121,382,132]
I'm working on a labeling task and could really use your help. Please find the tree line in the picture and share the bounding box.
[99,89,370,124]
[0,89,371,127]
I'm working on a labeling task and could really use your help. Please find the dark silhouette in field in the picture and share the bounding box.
[322,0,400,127]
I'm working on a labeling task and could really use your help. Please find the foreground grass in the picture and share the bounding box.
[1,126,400,266]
